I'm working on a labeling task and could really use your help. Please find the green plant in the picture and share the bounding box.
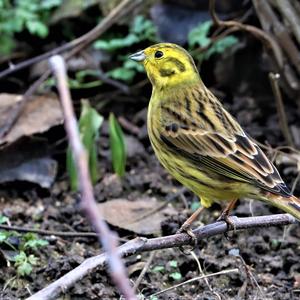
[94,15,157,52]
[94,15,157,82]
[0,0,62,54]
[188,21,238,63]
[152,265,165,273]
[0,215,9,224]
[67,100,103,191]
[109,113,126,177]
[14,251,38,276]
[0,224,48,277]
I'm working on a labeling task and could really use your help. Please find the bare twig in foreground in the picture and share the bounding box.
[47,56,136,300]
[28,214,296,300]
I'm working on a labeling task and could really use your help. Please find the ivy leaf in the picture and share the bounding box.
[24,239,48,250]
[169,260,178,268]
[108,67,136,82]
[204,36,238,60]
[152,265,165,273]
[94,33,139,51]
[109,113,126,177]
[169,272,182,281]
[0,231,8,242]
[188,21,212,48]
[0,215,9,224]
[16,261,33,276]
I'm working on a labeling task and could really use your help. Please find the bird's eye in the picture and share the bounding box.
[154,50,164,58]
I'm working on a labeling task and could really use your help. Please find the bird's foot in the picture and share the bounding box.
[176,224,197,254]
[217,211,236,240]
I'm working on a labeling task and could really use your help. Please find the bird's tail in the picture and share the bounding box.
[263,194,300,221]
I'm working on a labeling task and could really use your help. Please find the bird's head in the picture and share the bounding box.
[130,43,200,90]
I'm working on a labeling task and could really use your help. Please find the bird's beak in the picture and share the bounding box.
[129,50,146,62]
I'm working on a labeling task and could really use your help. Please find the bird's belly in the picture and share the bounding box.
[155,147,254,206]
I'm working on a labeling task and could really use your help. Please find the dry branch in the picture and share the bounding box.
[47,55,136,300]
[27,214,296,300]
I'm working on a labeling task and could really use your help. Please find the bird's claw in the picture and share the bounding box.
[176,225,197,254]
[217,212,236,240]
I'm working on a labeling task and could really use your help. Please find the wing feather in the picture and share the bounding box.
[161,124,291,197]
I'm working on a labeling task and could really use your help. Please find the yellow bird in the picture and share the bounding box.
[130,43,300,236]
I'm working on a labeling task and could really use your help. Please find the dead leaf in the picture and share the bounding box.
[99,197,176,235]
[0,157,57,188]
[0,94,63,146]
[0,139,57,188]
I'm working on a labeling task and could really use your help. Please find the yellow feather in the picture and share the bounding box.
[130,43,300,220]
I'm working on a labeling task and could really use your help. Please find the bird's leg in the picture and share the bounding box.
[177,206,205,245]
[217,199,238,235]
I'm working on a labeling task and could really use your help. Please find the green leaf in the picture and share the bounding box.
[169,272,182,281]
[17,261,32,276]
[0,231,8,242]
[188,21,212,48]
[27,254,38,265]
[0,215,9,224]
[108,67,136,82]
[15,251,38,276]
[204,35,238,60]
[131,15,156,41]
[169,260,178,268]
[40,0,62,10]
[26,20,48,37]
[109,113,126,177]
[15,251,27,264]
[152,265,165,273]
[24,239,48,250]
[94,33,139,51]
[67,100,103,191]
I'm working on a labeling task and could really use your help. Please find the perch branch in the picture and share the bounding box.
[28,214,296,300]
[48,55,136,300]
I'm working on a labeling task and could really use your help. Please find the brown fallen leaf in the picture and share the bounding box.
[0,93,63,146]
[99,197,177,235]
[0,139,57,188]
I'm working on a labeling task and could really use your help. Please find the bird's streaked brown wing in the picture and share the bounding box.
[160,125,291,197]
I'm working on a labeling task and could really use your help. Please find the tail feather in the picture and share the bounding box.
[264,194,300,221]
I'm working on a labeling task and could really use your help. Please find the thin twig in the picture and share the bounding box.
[27,214,296,300]
[269,72,294,147]
[47,55,136,300]
[0,224,99,238]
[150,269,239,297]
[209,0,284,69]
[133,251,156,292]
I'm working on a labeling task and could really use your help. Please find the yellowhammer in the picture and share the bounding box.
[130,43,300,236]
